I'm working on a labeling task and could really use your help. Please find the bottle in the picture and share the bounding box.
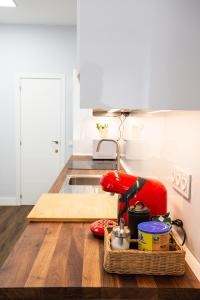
[128,201,150,239]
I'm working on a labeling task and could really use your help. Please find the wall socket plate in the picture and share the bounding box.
[172,166,192,200]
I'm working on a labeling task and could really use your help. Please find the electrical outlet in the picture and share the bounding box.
[172,166,192,200]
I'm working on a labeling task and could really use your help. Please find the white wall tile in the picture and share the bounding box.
[125,111,200,263]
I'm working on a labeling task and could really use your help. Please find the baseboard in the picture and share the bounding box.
[0,197,18,206]
[184,242,200,281]
[168,229,200,281]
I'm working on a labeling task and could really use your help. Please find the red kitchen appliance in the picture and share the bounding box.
[100,171,167,224]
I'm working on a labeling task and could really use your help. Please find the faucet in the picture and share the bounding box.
[96,139,120,171]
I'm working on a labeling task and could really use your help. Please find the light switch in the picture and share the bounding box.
[172,166,192,200]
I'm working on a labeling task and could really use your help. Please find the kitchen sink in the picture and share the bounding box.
[68,176,101,186]
[60,175,103,193]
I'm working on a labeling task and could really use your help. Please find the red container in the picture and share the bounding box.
[100,171,167,224]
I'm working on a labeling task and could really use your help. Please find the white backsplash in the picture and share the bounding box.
[125,111,200,265]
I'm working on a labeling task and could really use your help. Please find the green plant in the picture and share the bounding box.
[96,123,109,130]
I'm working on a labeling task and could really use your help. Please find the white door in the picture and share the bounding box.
[19,75,65,204]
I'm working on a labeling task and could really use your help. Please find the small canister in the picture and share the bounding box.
[111,218,130,250]
[138,221,171,251]
[128,201,150,239]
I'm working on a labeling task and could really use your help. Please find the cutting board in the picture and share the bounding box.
[27,193,118,222]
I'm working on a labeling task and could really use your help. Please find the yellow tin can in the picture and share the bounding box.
[138,221,170,251]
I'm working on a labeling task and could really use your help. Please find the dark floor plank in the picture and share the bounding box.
[0,205,33,266]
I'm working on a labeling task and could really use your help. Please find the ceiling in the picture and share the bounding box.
[0,0,77,25]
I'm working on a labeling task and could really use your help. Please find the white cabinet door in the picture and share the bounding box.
[78,0,200,109]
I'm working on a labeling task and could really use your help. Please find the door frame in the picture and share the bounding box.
[16,73,66,205]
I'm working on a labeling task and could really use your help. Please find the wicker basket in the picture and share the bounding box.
[104,227,186,276]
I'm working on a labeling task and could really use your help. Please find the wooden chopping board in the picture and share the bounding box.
[27,193,118,222]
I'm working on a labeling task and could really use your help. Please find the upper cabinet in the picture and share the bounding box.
[78,0,200,110]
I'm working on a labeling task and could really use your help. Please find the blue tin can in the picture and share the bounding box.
[138,221,171,251]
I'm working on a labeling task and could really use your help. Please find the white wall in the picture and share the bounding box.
[0,24,76,199]
[160,111,200,265]
[125,111,200,265]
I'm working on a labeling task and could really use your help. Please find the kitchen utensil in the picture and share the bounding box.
[128,201,150,238]
[90,219,117,238]
[111,218,130,250]
[27,193,118,222]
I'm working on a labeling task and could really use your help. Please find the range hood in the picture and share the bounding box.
[92,109,153,117]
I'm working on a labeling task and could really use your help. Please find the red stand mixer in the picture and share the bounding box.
[100,171,167,224]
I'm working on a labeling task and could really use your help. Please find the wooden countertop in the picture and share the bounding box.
[0,156,200,300]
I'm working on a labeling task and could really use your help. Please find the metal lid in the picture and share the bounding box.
[138,221,170,234]
[112,218,130,238]
[128,201,150,215]
[112,226,130,238]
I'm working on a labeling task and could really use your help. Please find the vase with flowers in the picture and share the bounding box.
[96,123,109,139]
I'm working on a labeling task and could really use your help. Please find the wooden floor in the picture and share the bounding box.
[0,206,33,267]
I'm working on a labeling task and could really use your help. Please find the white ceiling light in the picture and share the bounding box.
[0,0,16,7]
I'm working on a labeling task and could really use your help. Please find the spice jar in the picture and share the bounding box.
[111,218,130,250]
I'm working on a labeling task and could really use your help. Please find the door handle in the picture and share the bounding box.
[52,140,59,144]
